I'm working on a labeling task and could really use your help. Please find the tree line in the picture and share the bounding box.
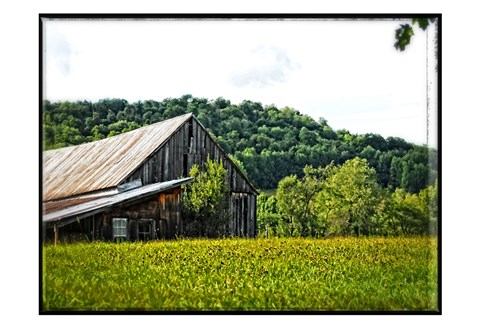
[258,158,438,237]
[43,95,437,194]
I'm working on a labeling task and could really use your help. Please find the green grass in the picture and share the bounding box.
[42,237,438,311]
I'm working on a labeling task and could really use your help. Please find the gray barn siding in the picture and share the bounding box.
[125,117,257,237]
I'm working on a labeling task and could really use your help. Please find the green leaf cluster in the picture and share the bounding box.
[395,18,437,51]
[181,158,229,237]
[394,24,415,51]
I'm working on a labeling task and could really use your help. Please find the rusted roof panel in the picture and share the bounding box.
[43,195,105,214]
[43,113,192,201]
[43,178,193,224]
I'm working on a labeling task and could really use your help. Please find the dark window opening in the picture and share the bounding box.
[137,219,155,241]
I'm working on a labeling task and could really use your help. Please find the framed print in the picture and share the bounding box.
[40,14,440,314]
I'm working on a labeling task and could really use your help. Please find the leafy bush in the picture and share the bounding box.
[181,158,229,237]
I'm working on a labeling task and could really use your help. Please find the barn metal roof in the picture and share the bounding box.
[43,113,193,201]
[43,194,108,215]
[43,177,193,226]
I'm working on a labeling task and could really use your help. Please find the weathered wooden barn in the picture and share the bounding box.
[42,113,258,243]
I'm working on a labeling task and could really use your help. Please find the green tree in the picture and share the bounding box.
[269,126,284,140]
[43,124,55,149]
[54,124,84,147]
[390,188,430,235]
[276,165,333,237]
[401,161,428,194]
[320,157,381,236]
[256,193,285,237]
[299,127,318,146]
[418,180,438,234]
[276,175,302,236]
[91,124,108,140]
[181,158,229,237]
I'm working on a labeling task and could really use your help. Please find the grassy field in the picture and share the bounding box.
[42,237,438,312]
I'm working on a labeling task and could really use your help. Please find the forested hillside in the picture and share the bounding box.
[42,95,437,193]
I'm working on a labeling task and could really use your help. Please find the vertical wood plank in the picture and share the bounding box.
[158,148,163,182]
[151,220,156,240]
[151,151,157,182]
[244,195,248,237]
[233,170,237,191]
[173,133,178,178]
[193,120,198,156]
[147,156,152,183]
[205,135,210,159]
[173,131,178,179]
[202,132,207,160]
[169,139,174,180]
[54,222,58,245]
[240,195,243,237]
[164,144,169,180]
[249,195,252,237]
[179,131,183,176]
[227,164,232,193]
[196,121,201,158]
[243,195,246,237]
[180,126,185,176]
[182,124,186,150]
[234,195,238,236]
[199,129,203,163]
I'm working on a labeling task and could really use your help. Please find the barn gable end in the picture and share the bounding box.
[124,116,257,194]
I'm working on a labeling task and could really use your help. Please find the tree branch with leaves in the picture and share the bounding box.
[395,18,437,51]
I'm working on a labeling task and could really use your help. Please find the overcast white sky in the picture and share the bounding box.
[43,18,438,147]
